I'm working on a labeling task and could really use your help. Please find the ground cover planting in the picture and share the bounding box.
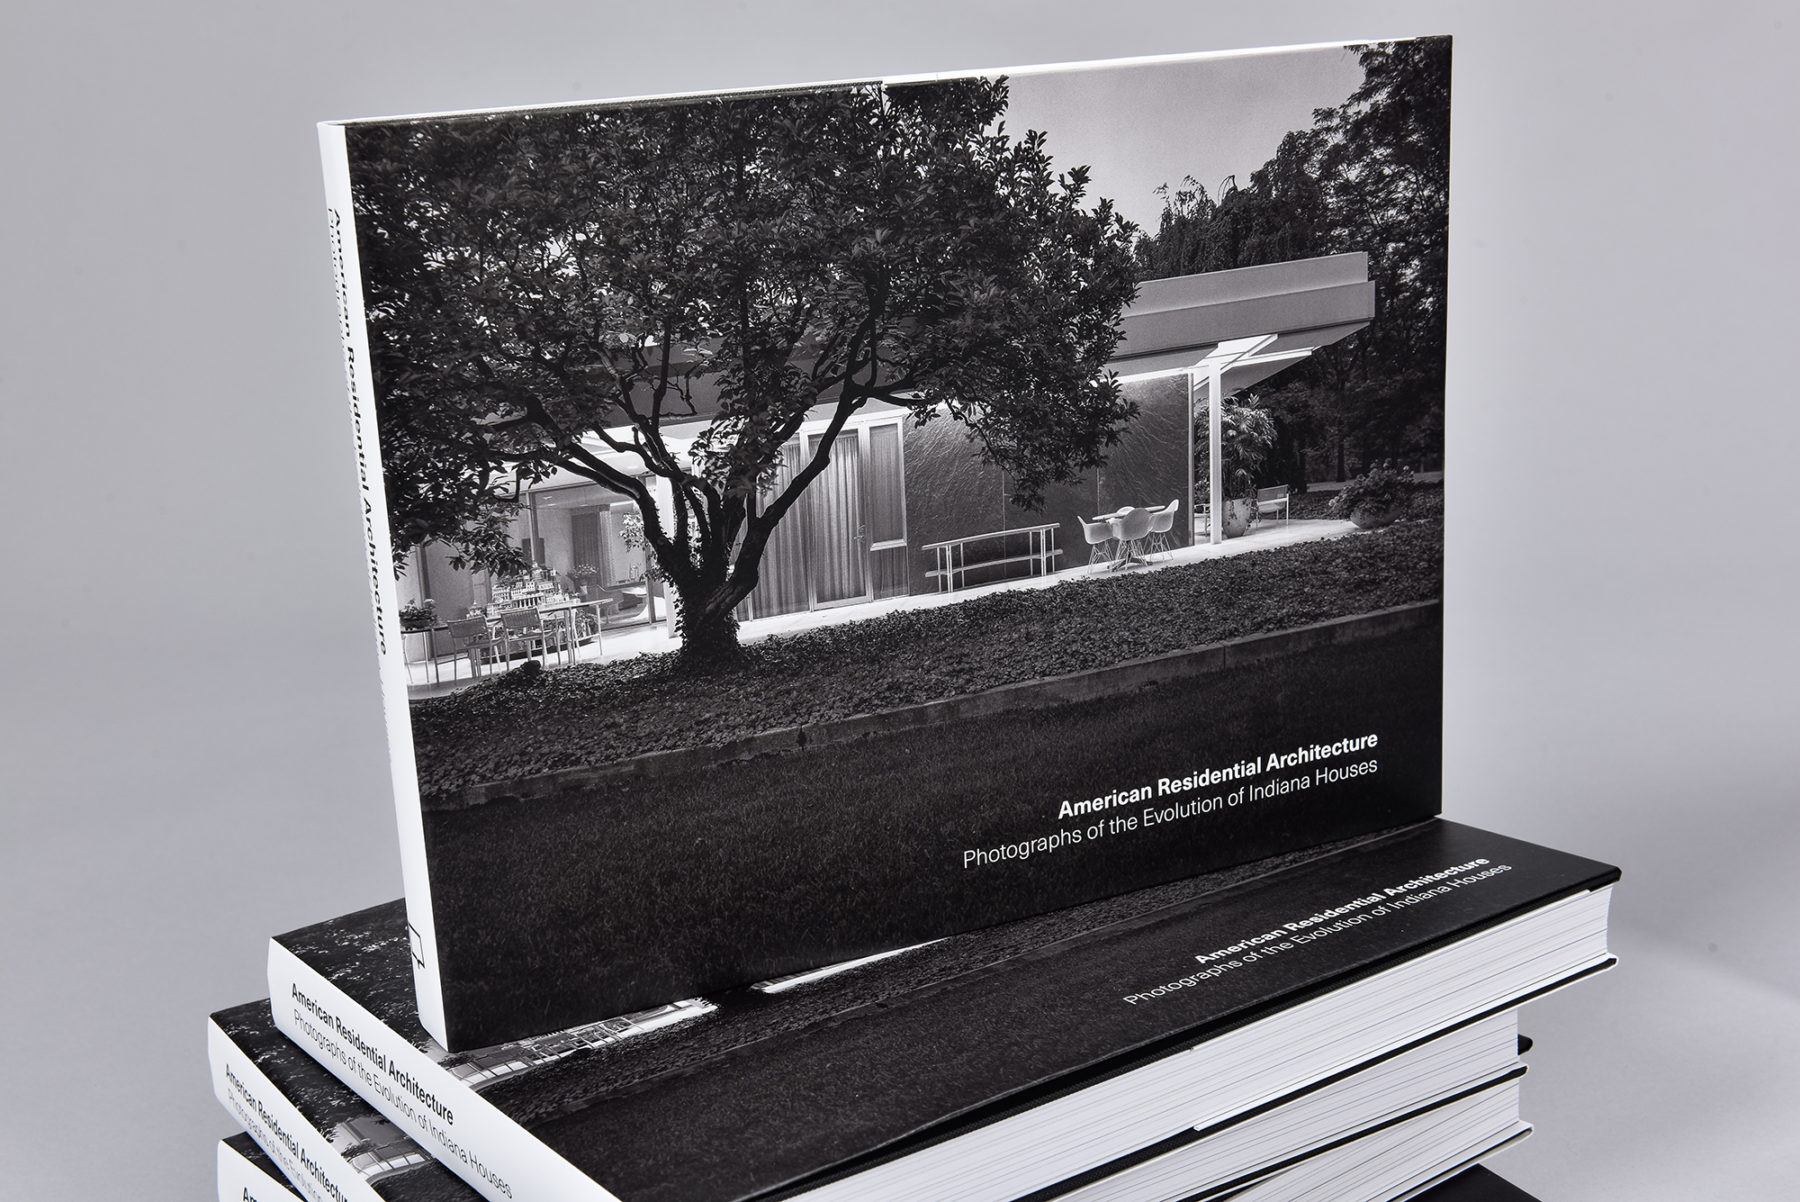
[411,512,1443,805]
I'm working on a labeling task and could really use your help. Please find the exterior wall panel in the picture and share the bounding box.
[1097,375,1191,546]
[902,416,1005,595]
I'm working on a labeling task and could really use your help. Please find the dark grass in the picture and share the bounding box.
[425,622,1441,1046]
[410,512,1443,805]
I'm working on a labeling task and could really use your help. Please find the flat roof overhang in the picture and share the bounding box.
[542,253,1373,485]
[1108,252,1374,383]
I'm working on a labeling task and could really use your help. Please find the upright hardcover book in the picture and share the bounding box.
[320,36,1454,1047]
[267,821,1616,1202]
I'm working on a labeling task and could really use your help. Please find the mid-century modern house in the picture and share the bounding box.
[396,252,1374,640]
[329,1113,431,1184]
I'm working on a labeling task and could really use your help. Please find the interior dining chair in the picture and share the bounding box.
[498,608,547,668]
[536,606,576,668]
[445,617,498,681]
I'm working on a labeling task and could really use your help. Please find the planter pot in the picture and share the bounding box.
[1350,504,1403,530]
[399,623,435,663]
[1221,498,1256,538]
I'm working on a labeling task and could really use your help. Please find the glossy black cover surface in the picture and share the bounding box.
[224,1133,300,1198]
[278,821,1615,1202]
[1410,1165,1543,1202]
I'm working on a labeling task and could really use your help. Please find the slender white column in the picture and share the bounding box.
[1186,369,1198,548]
[1208,358,1224,545]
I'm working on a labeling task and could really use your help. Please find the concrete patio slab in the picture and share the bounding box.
[404,518,1358,695]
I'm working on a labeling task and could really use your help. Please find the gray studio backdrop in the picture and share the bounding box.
[2,3,1795,1201]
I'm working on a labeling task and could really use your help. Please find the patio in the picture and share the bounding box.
[402,516,1357,695]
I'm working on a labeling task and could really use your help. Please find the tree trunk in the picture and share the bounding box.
[672,580,747,671]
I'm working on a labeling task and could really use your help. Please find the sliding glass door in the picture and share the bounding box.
[741,418,907,620]
[805,431,872,608]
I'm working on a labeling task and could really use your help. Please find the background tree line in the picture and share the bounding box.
[1132,38,1450,487]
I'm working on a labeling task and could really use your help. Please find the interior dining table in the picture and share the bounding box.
[534,596,612,667]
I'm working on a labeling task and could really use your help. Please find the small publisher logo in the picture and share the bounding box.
[407,922,427,968]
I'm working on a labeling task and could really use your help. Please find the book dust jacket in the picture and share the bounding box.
[320,37,1453,1048]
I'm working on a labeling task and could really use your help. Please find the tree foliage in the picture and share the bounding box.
[350,77,1138,663]
[1134,38,1451,483]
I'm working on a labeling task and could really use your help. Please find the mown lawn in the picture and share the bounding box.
[411,511,1443,805]
[425,620,1441,1045]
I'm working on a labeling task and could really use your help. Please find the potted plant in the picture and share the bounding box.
[1328,461,1416,529]
[398,599,438,632]
[1194,393,1278,537]
[567,562,602,598]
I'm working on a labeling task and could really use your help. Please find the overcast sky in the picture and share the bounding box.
[995,44,1367,235]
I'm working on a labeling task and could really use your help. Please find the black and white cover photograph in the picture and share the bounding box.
[329,38,1455,1047]
[5,6,1799,1202]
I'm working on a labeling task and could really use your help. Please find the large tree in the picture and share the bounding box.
[350,78,1138,667]
[1133,38,1452,483]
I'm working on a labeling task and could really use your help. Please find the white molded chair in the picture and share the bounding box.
[1079,517,1115,570]
[1113,507,1153,568]
[1145,499,1180,559]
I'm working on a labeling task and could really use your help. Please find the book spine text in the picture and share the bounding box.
[316,120,447,1046]
[268,939,615,1202]
[209,1023,380,1202]
[218,1138,301,1202]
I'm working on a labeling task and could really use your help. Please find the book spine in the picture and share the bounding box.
[210,1022,385,1202]
[316,120,447,1047]
[268,938,617,1202]
[219,1138,301,1202]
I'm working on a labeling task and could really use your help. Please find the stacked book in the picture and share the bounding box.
[213,38,1617,1202]
[212,822,1616,1202]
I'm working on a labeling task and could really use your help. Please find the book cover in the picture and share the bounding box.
[214,1132,1544,1202]
[210,1130,1540,1202]
[319,35,1455,1048]
[1220,1080,1528,1202]
[215,992,1521,1202]
[269,820,1615,1202]
[220,1134,300,1202]
[1020,1012,1524,1202]
[1407,1166,1543,1202]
